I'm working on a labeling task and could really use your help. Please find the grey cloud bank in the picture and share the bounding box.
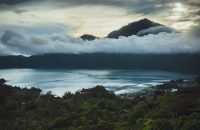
[0,29,200,56]
[0,0,200,15]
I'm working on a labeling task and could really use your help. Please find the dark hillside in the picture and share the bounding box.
[0,77,200,130]
[107,18,161,38]
[0,53,200,74]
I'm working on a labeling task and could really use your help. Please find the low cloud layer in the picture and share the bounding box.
[137,26,177,36]
[0,29,200,56]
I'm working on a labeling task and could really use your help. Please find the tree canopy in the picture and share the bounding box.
[0,78,200,130]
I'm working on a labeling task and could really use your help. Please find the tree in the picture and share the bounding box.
[0,78,6,85]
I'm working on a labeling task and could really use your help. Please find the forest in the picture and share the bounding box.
[0,77,200,130]
[1,53,200,74]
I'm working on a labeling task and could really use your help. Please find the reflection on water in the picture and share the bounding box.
[0,69,196,96]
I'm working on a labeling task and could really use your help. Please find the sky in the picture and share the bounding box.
[0,0,200,55]
[0,0,199,37]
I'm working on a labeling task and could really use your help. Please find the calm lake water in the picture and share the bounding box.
[0,69,196,96]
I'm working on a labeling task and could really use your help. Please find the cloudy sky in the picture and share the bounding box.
[0,0,200,55]
[0,0,199,37]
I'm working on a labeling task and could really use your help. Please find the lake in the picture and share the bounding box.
[0,69,196,96]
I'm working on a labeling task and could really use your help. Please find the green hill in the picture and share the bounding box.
[0,77,200,130]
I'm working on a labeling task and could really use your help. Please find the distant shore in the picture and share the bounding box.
[1,53,200,74]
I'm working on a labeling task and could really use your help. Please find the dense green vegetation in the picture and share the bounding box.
[0,78,200,130]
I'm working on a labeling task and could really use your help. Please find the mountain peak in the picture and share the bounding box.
[80,34,98,41]
[107,18,161,38]
[140,18,151,22]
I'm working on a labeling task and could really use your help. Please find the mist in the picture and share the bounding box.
[0,29,200,56]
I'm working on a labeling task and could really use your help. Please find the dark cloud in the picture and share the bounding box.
[188,1,200,7]
[187,24,200,39]
[0,0,30,5]
[0,0,199,15]
[197,10,200,15]
[52,0,173,15]
[14,9,27,15]
[1,30,24,43]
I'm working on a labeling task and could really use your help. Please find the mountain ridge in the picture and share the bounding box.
[107,18,163,38]
[80,18,175,40]
[0,53,200,74]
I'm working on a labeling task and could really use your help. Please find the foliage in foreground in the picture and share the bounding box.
[0,78,200,130]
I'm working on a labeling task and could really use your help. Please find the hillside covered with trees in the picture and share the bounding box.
[1,53,200,74]
[0,77,200,130]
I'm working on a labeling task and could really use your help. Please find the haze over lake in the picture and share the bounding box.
[0,69,196,96]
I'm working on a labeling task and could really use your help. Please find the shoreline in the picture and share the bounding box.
[1,75,199,97]
[0,76,200,130]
